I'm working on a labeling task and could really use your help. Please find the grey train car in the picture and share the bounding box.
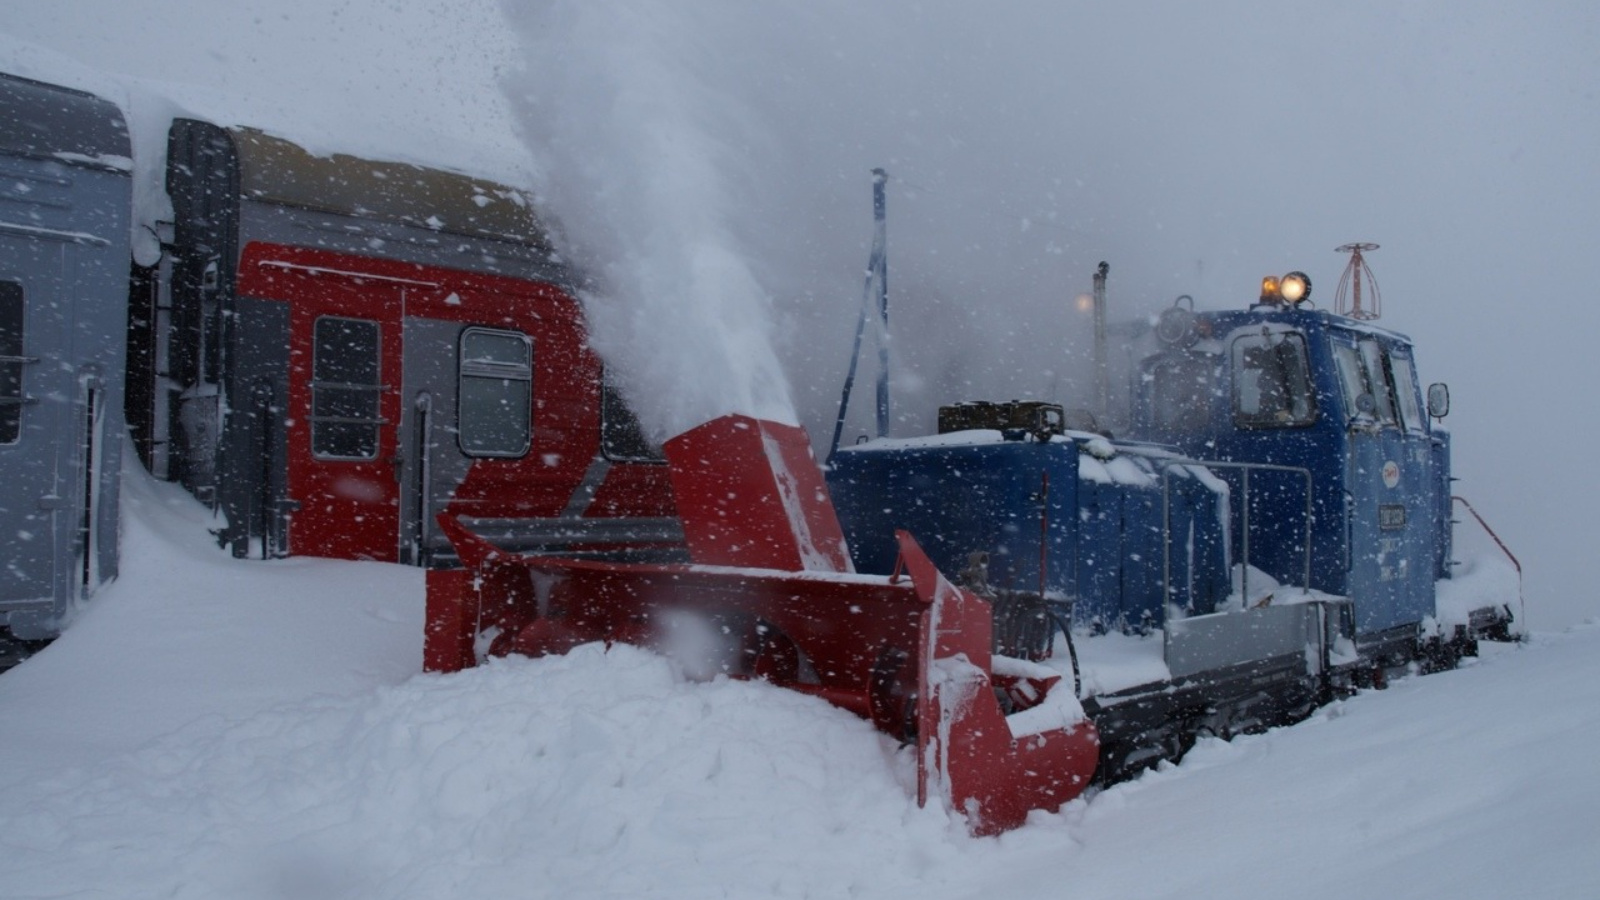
[0,73,132,649]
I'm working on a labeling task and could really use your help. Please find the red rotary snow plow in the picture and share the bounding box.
[423,414,1098,834]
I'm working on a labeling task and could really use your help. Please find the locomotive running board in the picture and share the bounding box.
[424,414,1098,834]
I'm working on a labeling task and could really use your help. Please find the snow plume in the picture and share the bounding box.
[501,3,798,436]
[497,2,1143,445]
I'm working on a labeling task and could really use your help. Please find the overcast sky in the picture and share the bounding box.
[2,0,1595,626]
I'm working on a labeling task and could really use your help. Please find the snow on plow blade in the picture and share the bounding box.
[424,414,1098,834]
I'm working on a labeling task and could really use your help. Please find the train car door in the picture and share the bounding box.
[0,241,60,617]
[396,316,466,566]
[279,264,407,561]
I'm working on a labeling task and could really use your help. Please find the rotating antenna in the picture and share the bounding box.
[1334,242,1382,320]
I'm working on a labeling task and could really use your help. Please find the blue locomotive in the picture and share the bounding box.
[826,270,1516,776]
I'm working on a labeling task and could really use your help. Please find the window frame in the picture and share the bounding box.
[309,315,385,461]
[0,280,27,445]
[456,326,533,459]
[1388,348,1426,433]
[1357,339,1398,426]
[1148,350,1218,435]
[1230,329,1318,429]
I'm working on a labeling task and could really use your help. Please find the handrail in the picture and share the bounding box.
[1450,495,1526,630]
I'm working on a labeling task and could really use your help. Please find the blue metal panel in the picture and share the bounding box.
[827,434,1230,635]
[1164,465,1231,616]
[1130,307,1448,638]
[828,437,1078,599]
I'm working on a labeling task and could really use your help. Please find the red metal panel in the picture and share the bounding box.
[423,567,478,673]
[250,255,404,561]
[584,464,677,518]
[662,415,851,572]
[425,414,1100,834]
[898,530,1098,835]
[235,241,679,563]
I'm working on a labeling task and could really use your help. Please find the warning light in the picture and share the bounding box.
[1259,271,1312,306]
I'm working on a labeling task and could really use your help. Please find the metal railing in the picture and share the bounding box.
[1161,460,1314,614]
[1451,495,1526,630]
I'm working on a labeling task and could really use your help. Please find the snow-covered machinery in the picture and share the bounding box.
[826,264,1521,780]
[424,414,1099,834]
[828,402,1339,778]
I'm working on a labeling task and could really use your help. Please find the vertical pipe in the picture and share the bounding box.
[1303,470,1313,595]
[1038,471,1050,600]
[872,168,890,439]
[1350,247,1364,318]
[1092,262,1109,421]
[1241,466,1251,609]
[1162,468,1172,612]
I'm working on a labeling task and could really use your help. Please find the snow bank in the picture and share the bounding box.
[0,644,960,899]
[1,453,1598,900]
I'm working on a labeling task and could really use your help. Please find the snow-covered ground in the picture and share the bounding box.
[1,459,1595,900]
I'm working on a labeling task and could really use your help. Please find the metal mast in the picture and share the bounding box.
[829,168,890,460]
[1335,242,1382,320]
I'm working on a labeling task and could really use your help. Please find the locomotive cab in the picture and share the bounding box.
[1130,280,1496,660]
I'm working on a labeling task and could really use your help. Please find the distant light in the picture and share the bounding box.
[1280,271,1312,305]
[1074,293,1094,313]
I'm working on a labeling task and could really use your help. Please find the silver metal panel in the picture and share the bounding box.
[1165,604,1323,680]
[0,90,131,637]
[398,316,471,565]
[0,72,130,168]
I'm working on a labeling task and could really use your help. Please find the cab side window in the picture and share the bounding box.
[1358,340,1397,425]
[1332,341,1368,419]
[1389,350,1425,431]
[1150,352,1217,434]
[0,282,23,444]
[1232,331,1316,428]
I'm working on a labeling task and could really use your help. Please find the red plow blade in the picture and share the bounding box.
[424,414,1098,834]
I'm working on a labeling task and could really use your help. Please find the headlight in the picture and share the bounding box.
[1259,271,1312,306]
[1280,271,1311,304]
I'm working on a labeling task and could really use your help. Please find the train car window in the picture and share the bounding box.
[1232,331,1316,428]
[310,316,383,459]
[1149,352,1216,434]
[601,377,664,462]
[1389,350,1425,431]
[458,327,532,458]
[1358,340,1397,425]
[0,281,22,444]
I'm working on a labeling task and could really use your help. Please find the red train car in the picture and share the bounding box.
[128,122,681,565]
